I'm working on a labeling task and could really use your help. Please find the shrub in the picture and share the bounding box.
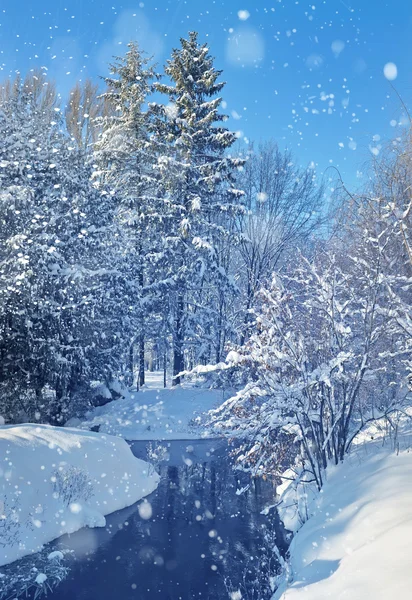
[52,466,94,507]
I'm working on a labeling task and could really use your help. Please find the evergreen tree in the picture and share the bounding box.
[0,75,131,423]
[150,31,244,383]
[93,42,160,387]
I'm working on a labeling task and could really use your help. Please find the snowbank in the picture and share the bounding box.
[273,447,412,599]
[275,467,319,535]
[0,424,159,566]
[79,377,226,440]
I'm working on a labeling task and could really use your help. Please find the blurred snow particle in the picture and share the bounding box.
[226,27,264,66]
[138,500,153,520]
[390,119,397,127]
[306,54,324,70]
[348,140,357,150]
[48,550,64,561]
[383,62,397,81]
[230,592,243,600]
[256,192,268,203]
[237,10,250,21]
[69,502,82,514]
[35,573,47,585]
[331,40,345,57]
[231,110,242,120]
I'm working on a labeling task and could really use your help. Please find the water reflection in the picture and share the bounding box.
[48,439,283,600]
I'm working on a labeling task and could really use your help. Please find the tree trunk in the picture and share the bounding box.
[137,234,145,388]
[172,292,185,385]
[52,376,66,426]
[163,344,167,388]
[138,330,145,387]
[128,342,135,388]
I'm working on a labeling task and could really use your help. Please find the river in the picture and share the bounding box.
[48,438,284,600]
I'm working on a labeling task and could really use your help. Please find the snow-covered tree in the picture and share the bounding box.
[210,241,410,489]
[65,79,104,152]
[234,140,325,343]
[150,31,245,382]
[367,134,412,388]
[0,74,132,423]
[93,42,160,387]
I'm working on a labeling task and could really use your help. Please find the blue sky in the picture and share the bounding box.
[1,0,411,190]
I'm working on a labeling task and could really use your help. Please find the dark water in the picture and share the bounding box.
[49,439,283,600]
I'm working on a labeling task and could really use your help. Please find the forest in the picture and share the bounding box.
[0,24,411,600]
[1,32,411,463]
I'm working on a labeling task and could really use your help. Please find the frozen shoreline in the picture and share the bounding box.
[0,424,159,567]
[274,441,412,599]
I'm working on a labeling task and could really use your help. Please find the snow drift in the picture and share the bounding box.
[0,424,159,566]
[274,446,412,599]
[79,379,225,440]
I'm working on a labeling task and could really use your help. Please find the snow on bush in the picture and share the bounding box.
[0,424,159,566]
[0,547,71,599]
[52,465,94,508]
[275,467,318,535]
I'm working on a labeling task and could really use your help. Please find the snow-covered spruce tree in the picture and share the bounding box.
[150,31,244,383]
[0,75,132,423]
[93,42,160,388]
[209,243,409,490]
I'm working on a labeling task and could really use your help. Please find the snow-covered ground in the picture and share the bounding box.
[274,438,412,599]
[78,373,227,440]
[0,424,159,567]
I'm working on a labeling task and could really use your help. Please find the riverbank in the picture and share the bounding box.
[274,440,412,599]
[76,373,227,440]
[0,425,159,567]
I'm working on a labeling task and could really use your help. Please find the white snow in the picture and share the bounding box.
[237,10,250,21]
[47,550,64,561]
[275,467,319,534]
[78,373,226,440]
[383,62,398,81]
[274,444,412,599]
[0,424,159,566]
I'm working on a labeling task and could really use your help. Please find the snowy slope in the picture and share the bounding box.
[0,425,159,566]
[274,447,412,599]
[79,374,227,440]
